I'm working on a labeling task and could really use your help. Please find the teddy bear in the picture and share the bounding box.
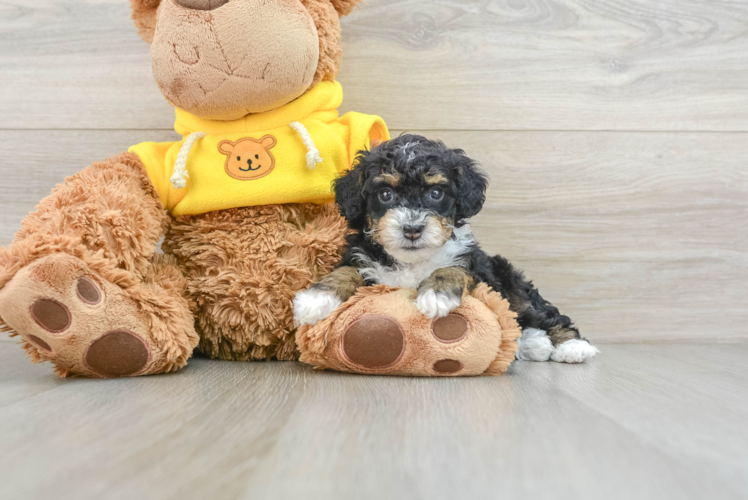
[0,0,390,377]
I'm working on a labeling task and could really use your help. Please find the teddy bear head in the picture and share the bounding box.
[129,0,363,121]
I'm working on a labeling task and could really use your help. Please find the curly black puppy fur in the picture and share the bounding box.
[295,135,593,355]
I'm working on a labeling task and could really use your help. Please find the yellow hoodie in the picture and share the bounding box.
[129,81,389,216]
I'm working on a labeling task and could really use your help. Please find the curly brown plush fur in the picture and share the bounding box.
[129,0,160,44]
[165,203,349,361]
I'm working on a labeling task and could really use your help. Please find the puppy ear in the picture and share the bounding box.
[129,0,162,44]
[334,153,369,224]
[330,0,363,16]
[453,153,488,221]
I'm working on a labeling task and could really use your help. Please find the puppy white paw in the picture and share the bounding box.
[550,339,600,364]
[515,328,554,362]
[293,288,342,327]
[416,289,461,319]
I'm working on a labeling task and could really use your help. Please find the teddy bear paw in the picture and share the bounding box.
[0,254,157,377]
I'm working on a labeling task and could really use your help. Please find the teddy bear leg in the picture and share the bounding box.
[0,153,198,377]
[296,286,522,376]
[165,203,348,362]
[0,253,198,377]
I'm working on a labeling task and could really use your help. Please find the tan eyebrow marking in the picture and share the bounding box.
[373,172,401,186]
[424,173,448,185]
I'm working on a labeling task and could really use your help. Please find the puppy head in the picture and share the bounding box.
[335,135,488,263]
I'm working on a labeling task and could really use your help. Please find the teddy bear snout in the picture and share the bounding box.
[174,0,229,11]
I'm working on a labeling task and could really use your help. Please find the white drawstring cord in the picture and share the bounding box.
[170,131,206,189]
[290,121,323,169]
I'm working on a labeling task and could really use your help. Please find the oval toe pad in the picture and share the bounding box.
[85,330,150,377]
[432,314,469,343]
[342,315,405,369]
[31,299,71,333]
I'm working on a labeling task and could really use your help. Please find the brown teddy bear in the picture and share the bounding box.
[0,0,389,377]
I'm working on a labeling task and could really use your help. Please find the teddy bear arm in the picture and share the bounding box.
[1,152,169,287]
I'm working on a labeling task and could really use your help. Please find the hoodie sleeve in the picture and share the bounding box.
[128,140,178,210]
[332,112,390,168]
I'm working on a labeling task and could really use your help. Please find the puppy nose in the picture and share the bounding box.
[175,0,229,11]
[403,225,425,241]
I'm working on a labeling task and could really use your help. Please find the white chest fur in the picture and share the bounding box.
[352,225,475,289]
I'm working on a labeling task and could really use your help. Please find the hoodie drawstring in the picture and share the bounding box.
[171,131,206,190]
[290,121,323,169]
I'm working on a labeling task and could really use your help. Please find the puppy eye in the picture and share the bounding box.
[429,187,445,201]
[379,188,394,203]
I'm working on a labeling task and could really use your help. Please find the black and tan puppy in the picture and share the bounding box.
[294,135,598,363]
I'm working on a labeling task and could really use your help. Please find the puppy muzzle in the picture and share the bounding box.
[375,208,452,263]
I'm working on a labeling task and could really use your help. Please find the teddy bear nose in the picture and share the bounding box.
[175,0,229,11]
[403,224,425,241]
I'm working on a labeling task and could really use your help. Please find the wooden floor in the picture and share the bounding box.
[0,341,746,500]
[1,2,748,499]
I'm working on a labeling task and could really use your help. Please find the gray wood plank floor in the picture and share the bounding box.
[0,342,747,500]
[3,0,748,131]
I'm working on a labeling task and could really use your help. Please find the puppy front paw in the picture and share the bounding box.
[415,288,461,319]
[293,288,343,326]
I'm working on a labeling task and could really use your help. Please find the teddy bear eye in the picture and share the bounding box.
[255,154,259,159]
[237,156,241,161]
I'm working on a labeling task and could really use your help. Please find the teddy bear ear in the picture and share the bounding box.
[129,0,162,44]
[329,0,363,17]
[218,140,235,155]
[260,135,277,149]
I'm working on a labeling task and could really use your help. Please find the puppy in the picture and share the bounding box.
[294,135,598,363]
